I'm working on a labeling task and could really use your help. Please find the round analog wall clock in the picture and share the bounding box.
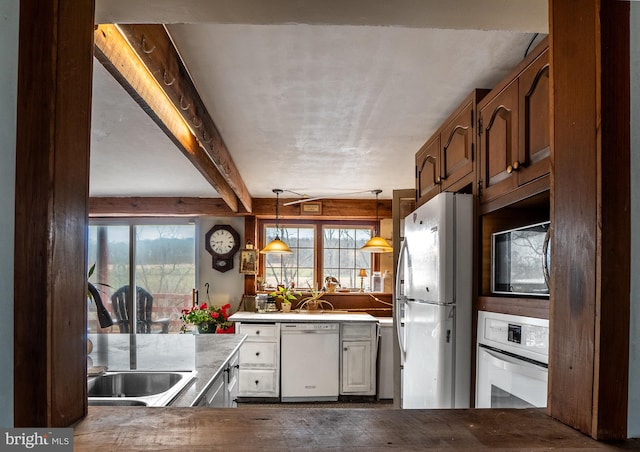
[205,224,241,272]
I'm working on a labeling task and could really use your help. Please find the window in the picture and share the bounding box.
[88,220,196,333]
[323,226,372,290]
[263,225,315,289]
[260,220,375,291]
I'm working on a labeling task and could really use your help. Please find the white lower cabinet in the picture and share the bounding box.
[340,323,378,395]
[225,351,239,407]
[196,350,239,408]
[237,323,280,398]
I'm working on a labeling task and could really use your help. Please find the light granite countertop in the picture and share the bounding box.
[87,333,246,407]
[229,311,379,323]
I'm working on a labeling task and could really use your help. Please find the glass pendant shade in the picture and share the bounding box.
[260,237,292,254]
[360,235,393,253]
[360,189,392,253]
[261,189,293,254]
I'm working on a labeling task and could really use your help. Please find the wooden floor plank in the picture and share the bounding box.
[73,408,640,451]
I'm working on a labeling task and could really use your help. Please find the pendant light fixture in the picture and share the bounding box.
[360,189,393,253]
[260,189,293,254]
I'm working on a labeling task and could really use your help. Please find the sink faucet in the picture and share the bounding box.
[88,282,114,328]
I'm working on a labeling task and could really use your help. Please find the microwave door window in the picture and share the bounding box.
[510,229,547,294]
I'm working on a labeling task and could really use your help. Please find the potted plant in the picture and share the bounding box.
[179,302,232,333]
[270,282,301,312]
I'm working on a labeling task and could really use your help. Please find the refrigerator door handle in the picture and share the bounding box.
[408,299,456,307]
[395,238,408,359]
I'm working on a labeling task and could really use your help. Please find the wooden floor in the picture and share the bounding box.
[74,407,640,451]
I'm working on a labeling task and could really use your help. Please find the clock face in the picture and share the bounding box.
[209,229,236,255]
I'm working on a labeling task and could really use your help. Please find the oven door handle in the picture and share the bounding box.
[481,348,548,378]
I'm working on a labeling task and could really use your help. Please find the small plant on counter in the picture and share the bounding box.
[179,302,232,333]
[270,282,301,306]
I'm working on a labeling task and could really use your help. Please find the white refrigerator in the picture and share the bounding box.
[395,192,472,408]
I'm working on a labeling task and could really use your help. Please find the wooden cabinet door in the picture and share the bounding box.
[441,99,474,191]
[517,49,550,186]
[415,136,441,206]
[478,80,519,203]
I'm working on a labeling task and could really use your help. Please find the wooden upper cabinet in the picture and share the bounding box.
[416,135,441,205]
[415,89,488,207]
[478,81,519,203]
[440,89,489,192]
[477,38,549,209]
[518,49,550,186]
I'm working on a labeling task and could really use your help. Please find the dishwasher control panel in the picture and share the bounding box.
[281,323,339,331]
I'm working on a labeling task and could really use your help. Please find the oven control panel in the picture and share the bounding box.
[477,311,549,363]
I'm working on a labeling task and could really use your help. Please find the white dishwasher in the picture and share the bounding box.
[280,323,339,402]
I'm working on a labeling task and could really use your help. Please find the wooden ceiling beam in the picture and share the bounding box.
[115,24,253,213]
[89,197,391,219]
[93,24,241,213]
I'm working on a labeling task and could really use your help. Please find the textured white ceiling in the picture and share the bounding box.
[91,0,548,201]
[90,62,219,197]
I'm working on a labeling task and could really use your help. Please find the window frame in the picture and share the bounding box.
[88,217,197,333]
[258,218,379,291]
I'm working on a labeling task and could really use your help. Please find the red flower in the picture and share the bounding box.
[211,312,220,319]
[199,303,208,310]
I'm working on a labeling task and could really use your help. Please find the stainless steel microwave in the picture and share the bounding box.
[491,221,551,297]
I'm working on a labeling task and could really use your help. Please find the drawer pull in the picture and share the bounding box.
[255,352,260,356]
[255,330,260,335]
[255,380,259,385]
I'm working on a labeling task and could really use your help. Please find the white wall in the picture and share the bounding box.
[629,0,640,438]
[196,217,246,313]
[0,0,19,428]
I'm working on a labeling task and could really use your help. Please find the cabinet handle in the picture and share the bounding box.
[344,347,348,351]
[507,160,521,174]
[234,364,240,369]
[255,352,260,356]
[255,330,260,335]
[255,380,259,385]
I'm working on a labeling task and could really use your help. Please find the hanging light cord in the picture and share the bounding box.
[274,188,282,239]
[374,189,381,235]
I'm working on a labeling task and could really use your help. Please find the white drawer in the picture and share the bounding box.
[239,342,278,367]
[342,323,375,339]
[239,323,279,339]
[238,369,278,395]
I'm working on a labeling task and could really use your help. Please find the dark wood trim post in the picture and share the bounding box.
[549,0,630,439]
[14,0,95,426]
[243,216,258,295]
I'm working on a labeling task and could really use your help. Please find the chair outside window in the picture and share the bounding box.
[111,285,170,334]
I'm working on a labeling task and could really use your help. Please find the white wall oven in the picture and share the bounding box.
[476,311,549,408]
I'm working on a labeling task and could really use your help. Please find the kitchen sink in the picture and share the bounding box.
[88,399,148,406]
[88,370,196,407]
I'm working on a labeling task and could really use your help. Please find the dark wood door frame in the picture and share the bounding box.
[549,0,630,440]
[12,0,635,438]
[14,0,95,427]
